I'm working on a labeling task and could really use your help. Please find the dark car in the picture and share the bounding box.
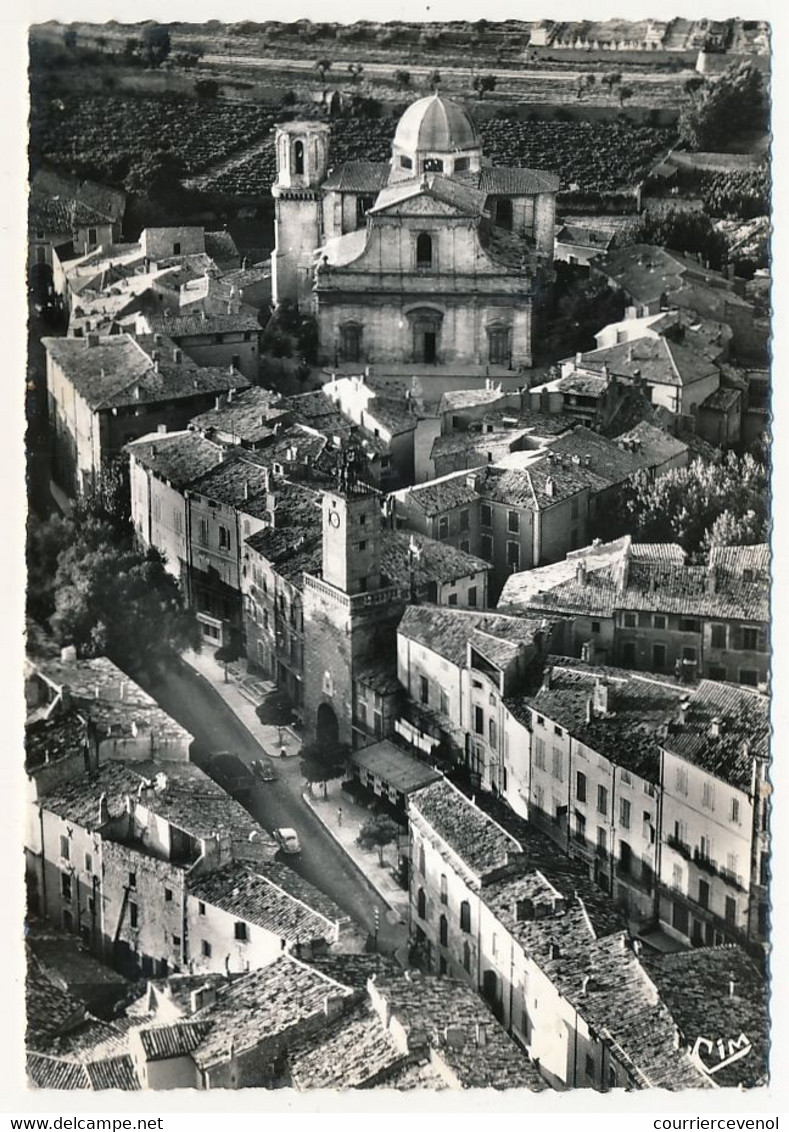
[251,757,277,782]
[207,752,255,800]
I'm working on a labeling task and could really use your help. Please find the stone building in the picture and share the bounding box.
[271,95,558,372]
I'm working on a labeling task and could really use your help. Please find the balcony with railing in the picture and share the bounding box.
[666,833,692,860]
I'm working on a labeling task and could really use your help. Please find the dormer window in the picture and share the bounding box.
[423,158,444,173]
[416,232,433,269]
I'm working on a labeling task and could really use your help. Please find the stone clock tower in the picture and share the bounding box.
[303,477,405,747]
[271,120,331,309]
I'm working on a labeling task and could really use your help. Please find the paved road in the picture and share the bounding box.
[139,660,408,956]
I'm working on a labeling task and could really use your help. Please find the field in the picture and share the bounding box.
[31,93,674,198]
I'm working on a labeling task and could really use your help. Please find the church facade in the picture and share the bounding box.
[271,95,559,371]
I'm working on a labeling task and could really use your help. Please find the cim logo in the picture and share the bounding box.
[691,1033,753,1076]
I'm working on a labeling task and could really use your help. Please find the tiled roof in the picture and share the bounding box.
[661,680,769,789]
[189,453,276,509]
[189,863,342,943]
[545,426,649,483]
[289,1002,404,1089]
[354,660,403,696]
[28,655,193,746]
[371,174,488,218]
[188,386,287,446]
[439,387,509,411]
[219,264,271,289]
[27,1053,91,1090]
[478,166,561,195]
[125,430,225,488]
[42,334,249,412]
[702,386,741,412]
[85,1055,141,1091]
[381,529,489,589]
[629,542,687,565]
[369,972,548,1090]
[350,741,441,794]
[410,777,523,880]
[318,228,368,268]
[364,396,416,435]
[402,474,480,517]
[643,946,769,1088]
[506,661,686,780]
[26,952,86,1046]
[142,312,261,337]
[481,461,597,510]
[556,225,615,249]
[570,336,720,390]
[430,429,523,460]
[482,408,574,435]
[137,1021,213,1061]
[617,420,689,466]
[25,709,90,773]
[190,955,354,1070]
[498,536,634,609]
[597,244,740,309]
[398,604,548,668]
[259,863,351,928]
[30,169,126,229]
[322,161,391,193]
[307,953,401,989]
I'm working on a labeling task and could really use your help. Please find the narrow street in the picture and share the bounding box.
[138,659,408,957]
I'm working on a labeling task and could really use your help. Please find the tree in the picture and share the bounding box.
[576,73,595,99]
[618,84,634,108]
[426,69,441,92]
[603,70,622,96]
[195,78,220,99]
[678,62,767,151]
[315,57,332,82]
[394,68,411,90]
[541,265,627,359]
[620,451,769,558]
[347,62,364,85]
[140,24,171,68]
[124,149,186,202]
[357,814,400,866]
[683,75,705,98]
[300,740,348,798]
[472,73,497,100]
[62,28,77,50]
[255,690,294,727]
[123,37,139,64]
[624,208,728,272]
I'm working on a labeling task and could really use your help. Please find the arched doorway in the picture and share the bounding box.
[408,308,443,365]
[316,702,339,746]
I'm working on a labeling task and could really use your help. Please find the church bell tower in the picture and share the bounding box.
[271,121,330,310]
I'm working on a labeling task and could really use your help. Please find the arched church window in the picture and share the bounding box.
[424,157,444,173]
[416,233,433,269]
[294,140,305,176]
[495,198,513,231]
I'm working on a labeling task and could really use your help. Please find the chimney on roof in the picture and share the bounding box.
[543,665,553,691]
[157,424,167,434]
[581,641,595,664]
[174,348,182,364]
[244,480,249,502]
[98,793,109,825]
[550,943,561,960]
[677,696,690,727]
[154,333,162,346]
[575,352,583,366]
[576,561,587,586]
[709,716,722,739]
[228,389,234,404]
[85,332,100,349]
[584,454,591,467]
[475,1022,487,1047]
[466,473,478,490]
[60,644,77,663]
[729,977,736,999]
[190,984,217,1013]
[154,359,160,374]
[545,476,555,498]
[585,696,593,724]
[593,679,614,715]
[626,344,633,363]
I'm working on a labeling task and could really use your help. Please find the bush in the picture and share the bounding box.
[195,79,220,100]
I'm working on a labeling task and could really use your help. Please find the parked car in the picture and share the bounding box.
[207,752,254,800]
[273,827,301,855]
[251,757,277,782]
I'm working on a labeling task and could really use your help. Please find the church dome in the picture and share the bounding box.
[393,94,480,154]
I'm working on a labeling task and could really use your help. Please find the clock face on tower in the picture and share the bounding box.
[328,510,341,528]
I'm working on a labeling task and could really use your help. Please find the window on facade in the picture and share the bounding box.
[439,913,448,945]
[60,835,70,861]
[534,736,546,770]
[507,510,520,533]
[619,798,631,830]
[725,896,737,925]
[419,675,429,705]
[730,797,740,824]
[218,525,230,550]
[680,617,701,633]
[489,326,510,365]
[597,785,608,816]
[293,140,304,175]
[199,518,209,547]
[480,504,492,528]
[652,614,666,630]
[400,155,413,169]
[129,902,138,929]
[418,843,426,876]
[459,509,469,532]
[235,921,249,941]
[619,840,632,875]
[576,770,587,802]
[416,233,433,268]
[460,901,471,933]
[474,706,484,735]
[164,888,173,903]
[675,766,689,796]
[440,874,448,905]
[726,851,739,879]
[467,585,478,608]
[448,593,458,607]
[202,940,212,958]
[84,852,93,874]
[591,621,601,634]
[439,688,450,716]
[463,941,471,972]
[173,241,181,255]
[480,534,493,559]
[438,516,449,540]
[417,888,426,919]
[199,902,206,916]
[710,623,727,649]
[494,197,513,230]
[60,873,72,901]
[489,718,498,750]
[739,668,759,686]
[682,645,697,662]
[551,747,563,782]
[742,627,759,651]
[623,613,636,628]
[652,643,666,671]
[698,834,712,862]
[507,541,520,572]
[672,862,683,892]
[575,811,587,843]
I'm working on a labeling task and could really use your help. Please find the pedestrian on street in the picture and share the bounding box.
[337,806,343,828]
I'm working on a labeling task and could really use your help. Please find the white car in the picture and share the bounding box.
[273,827,301,855]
